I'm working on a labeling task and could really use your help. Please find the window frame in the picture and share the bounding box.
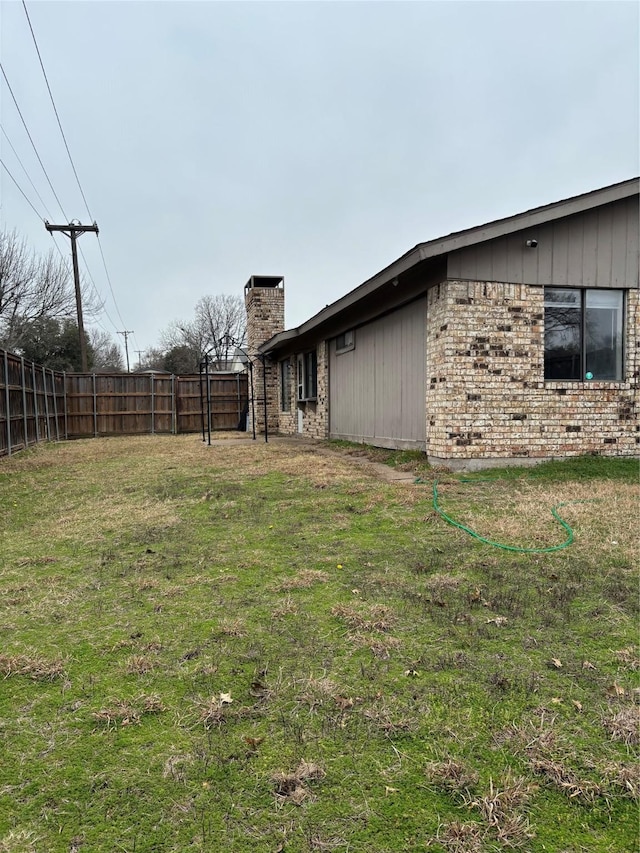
[296,350,317,402]
[280,358,291,412]
[544,286,625,382]
[335,329,355,354]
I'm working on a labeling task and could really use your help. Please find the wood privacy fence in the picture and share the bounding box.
[0,348,248,456]
[1,349,66,456]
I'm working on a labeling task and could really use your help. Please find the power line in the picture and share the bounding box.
[0,124,55,220]
[0,156,45,220]
[1,123,80,279]
[0,151,118,342]
[0,62,68,220]
[0,156,118,339]
[5,11,131,349]
[22,0,94,221]
[19,6,130,340]
[79,244,120,334]
[96,235,127,329]
[117,330,134,373]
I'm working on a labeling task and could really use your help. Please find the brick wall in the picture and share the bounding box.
[274,344,329,439]
[426,280,639,465]
[245,285,284,434]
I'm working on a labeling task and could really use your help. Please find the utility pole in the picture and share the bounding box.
[44,220,99,372]
[118,330,134,373]
[134,350,144,371]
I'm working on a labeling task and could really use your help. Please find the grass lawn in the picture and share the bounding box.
[0,435,638,853]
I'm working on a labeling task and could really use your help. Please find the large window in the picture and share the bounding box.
[297,350,317,401]
[280,358,291,411]
[544,288,623,381]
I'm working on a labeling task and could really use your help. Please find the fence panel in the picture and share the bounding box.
[0,349,65,456]
[177,373,248,433]
[1,349,249,455]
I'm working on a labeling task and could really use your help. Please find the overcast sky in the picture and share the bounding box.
[1,0,638,359]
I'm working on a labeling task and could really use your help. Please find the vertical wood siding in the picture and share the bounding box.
[328,298,427,449]
[447,196,639,288]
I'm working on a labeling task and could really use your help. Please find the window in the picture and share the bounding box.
[544,288,623,381]
[280,358,291,411]
[297,350,317,401]
[335,329,355,354]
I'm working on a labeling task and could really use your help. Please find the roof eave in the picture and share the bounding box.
[261,176,639,354]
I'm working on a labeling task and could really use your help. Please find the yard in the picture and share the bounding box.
[0,435,638,853]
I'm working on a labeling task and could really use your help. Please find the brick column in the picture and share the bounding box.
[244,277,285,435]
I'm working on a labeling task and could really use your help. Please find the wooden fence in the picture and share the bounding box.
[0,349,66,456]
[0,348,248,456]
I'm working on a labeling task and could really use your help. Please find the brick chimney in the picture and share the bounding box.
[244,275,285,435]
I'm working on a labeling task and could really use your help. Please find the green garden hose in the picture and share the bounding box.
[427,478,582,554]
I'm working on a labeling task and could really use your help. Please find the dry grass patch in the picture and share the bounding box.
[428,821,485,853]
[463,775,536,848]
[614,646,640,670]
[349,632,402,659]
[425,759,479,793]
[271,597,298,618]
[125,655,155,675]
[0,829,42,853]
[272,759,325,805]
[276,569,330,591]
[216,617,246,637]
[603,705,640,746]
[92,694,164,729]
[424,573,464,593]
[438,479,639,557]
[35,495,182,546]
[296,676,341,711]
[602,761,640,800]
[0,651,65,681]
[529,757,603,803]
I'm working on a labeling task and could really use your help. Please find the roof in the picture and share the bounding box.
[261,176,639,353]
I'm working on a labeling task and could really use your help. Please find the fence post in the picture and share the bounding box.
[32,362,40,444]
[63,373,68,440]
[171,374,176,435]
[20,357,28,451]
[51,370,60,441]
[151,374,155,435]
[93,373,98,437]
[3,350,11,457]
[42,365,50,441]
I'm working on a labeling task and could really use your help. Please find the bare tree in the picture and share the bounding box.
[90,328,125,372]
[161,294,246,366]
[136,346,167,372]
[0,228,100,352]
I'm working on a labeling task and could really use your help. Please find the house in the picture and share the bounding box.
[209,347,249,374]
[244,178,639,469]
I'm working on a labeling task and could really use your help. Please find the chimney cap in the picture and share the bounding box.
[245,275,284,292]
